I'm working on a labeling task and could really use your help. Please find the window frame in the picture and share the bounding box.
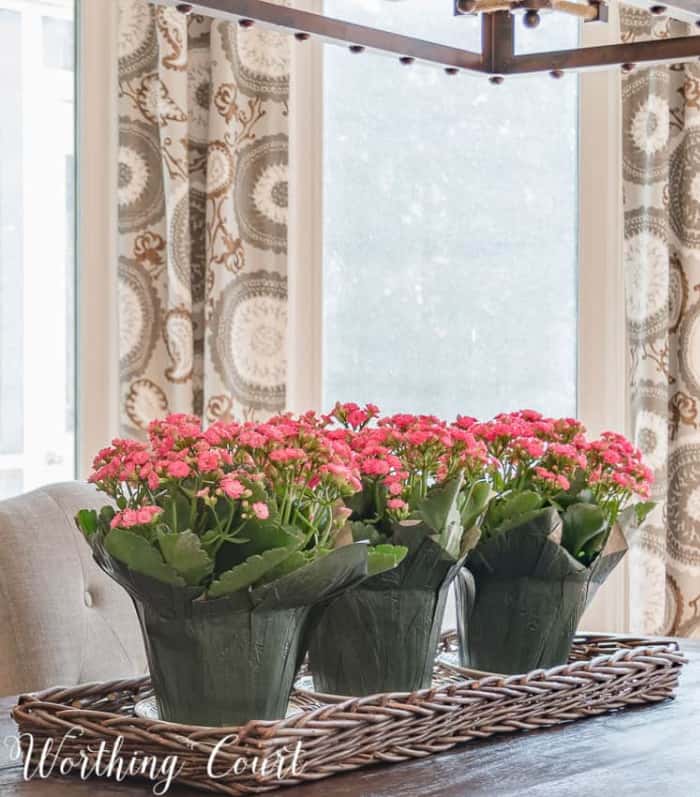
[288,2,628,630]
[76,0,120,477]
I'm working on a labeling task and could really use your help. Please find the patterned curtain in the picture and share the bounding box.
[622,6,700,636]
[117,1,289,432]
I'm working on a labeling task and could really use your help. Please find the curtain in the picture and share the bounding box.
[622,6,700,636]
[117,0,289,432]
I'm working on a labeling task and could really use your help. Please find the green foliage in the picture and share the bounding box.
[460,480,492,531]
[367,544,408,576]
[484,490,544,533]
[621,500,655,528]
[159,491,193,534]
[414,476,462,536]
[256,550,312,585]
[208,546,299,598]
[350,520,384,546]
[76,509,98,538]
[214,520,303,574]
[349,476,476,560]
[104,529,185,586]
[561,503,608,562]
[157,530,214,586]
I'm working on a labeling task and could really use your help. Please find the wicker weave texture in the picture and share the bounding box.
[11,633,687,795]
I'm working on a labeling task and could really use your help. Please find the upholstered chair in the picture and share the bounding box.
[0,482,146,695]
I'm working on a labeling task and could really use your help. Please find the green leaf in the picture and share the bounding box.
[256,550,312,585]
[345,480,376,520]
[350,520,386,545]
[486,490,543,531]
[75,509,98,538]
[635,500,655,524]
[414,476,463,535]
[561,503,608,559]
[234,520,303,559]
[157,530,214,586]
[367,544,408,576]
[104,529,185,586]
[252,543,372,610]
[208,546,297,598]
[580,529,608,562]
[160,491,192,533]
[460,480,492,530]
[617,500,655,533]
[99,505,116,527]
[215,520,302,573]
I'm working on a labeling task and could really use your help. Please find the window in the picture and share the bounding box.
[0,0,76,499]
[320,1,579,420]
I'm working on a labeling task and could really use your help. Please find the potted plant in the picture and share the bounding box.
[76,413,406,726]
[454,411,654,674]
[307,404,490,696]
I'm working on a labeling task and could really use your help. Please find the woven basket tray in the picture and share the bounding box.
[11,632,686,795]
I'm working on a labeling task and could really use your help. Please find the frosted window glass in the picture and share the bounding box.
[322,2,578,420]
[0,0,76,497]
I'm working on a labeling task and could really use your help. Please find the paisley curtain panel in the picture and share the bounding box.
[117,0,289,431]
[622,6,700,637]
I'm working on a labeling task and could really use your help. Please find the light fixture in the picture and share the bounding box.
[162,0,700,78]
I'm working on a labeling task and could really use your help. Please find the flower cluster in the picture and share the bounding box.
[89,412,362,551]
[467,409,652,529]
[325,404,488,521]
[84,407,653,578]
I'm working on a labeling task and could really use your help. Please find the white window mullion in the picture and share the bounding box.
[578,3,628,633]
[76,0,120,477]
[287,0,324,414]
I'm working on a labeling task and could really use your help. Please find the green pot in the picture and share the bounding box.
[455,508,627,674]
[91,542,376,725]
[134,597,309,725]
[308,531,463,696]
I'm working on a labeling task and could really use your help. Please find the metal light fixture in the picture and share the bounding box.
[164,0,700,78]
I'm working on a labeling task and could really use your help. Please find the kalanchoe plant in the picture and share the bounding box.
[306,404,490,696]
[460,410,654,565]
[75,412,406,726]
[454,409,655,675]
[325,404,491,557]
[76,413,407,596]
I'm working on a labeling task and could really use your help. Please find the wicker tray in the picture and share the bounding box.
[11,632,686,795]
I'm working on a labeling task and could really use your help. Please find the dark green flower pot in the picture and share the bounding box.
[308,531,464,696]
[134,597,309,725]
[91,542,376,725]
[455,508,627,674]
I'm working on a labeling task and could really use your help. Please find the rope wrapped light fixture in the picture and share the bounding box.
[163,0,700,80]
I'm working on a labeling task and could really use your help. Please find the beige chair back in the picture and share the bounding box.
[0,482,145,695]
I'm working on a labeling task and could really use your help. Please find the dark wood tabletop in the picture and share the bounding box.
[2,640,699,797]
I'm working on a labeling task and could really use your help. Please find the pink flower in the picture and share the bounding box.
[269,447,306,463]
[220,477,245,500]
[111,505,162,529]
[166,460,190,479]
[197,451,220,472]
[252,502,269,520]
[387,498,407,511]
[137,506,163,525]
[361,458,391,476]
[387,480,403,496]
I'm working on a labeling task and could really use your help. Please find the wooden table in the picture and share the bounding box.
[2,640,698,796]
